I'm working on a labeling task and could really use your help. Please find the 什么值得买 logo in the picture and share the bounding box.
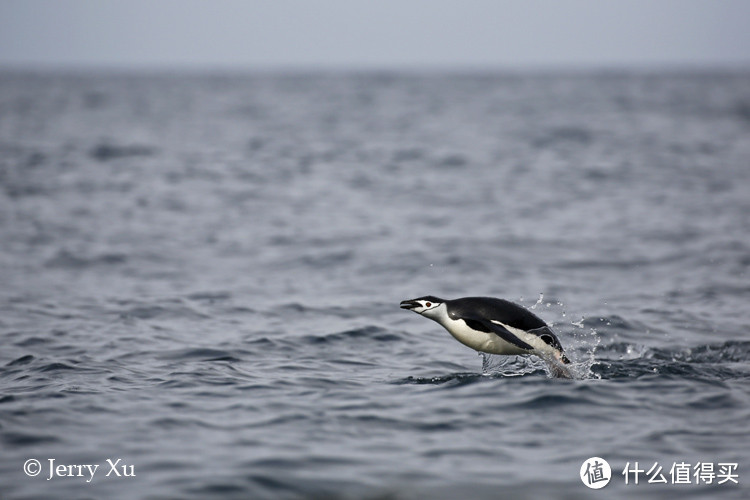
[580,457,612,489]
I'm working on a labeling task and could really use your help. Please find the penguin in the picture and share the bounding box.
[400,296,572,376]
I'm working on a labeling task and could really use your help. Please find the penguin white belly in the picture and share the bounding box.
[443,319,530,356]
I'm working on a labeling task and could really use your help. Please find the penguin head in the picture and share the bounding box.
[399,296,444,316]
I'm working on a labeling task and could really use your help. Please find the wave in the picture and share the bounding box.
[114,300,211,321]
[395,340,749,383]
[44,249,128,269]
[89,142,157,162]
[155,348,243,363]
[300,326,402,345]
[592,340,750,380]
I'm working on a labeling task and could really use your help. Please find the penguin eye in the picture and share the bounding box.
[425,302,432,308]
[540,334,554,346]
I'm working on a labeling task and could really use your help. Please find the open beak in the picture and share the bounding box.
[400,299,419,310]
[559,352,571,364]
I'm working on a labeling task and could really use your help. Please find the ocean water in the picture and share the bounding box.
[0,70,749,499]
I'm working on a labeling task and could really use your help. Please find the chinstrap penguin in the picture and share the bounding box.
[400,296,572,377]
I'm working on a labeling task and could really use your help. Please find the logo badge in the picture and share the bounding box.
[581,457,611,489]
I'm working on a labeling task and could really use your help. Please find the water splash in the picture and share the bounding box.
[564,323,603,379]
[529,293,544,310]
[479,353,576,379]
[571,316,586,329]
[479,353,547,377]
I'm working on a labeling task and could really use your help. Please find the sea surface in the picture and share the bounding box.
[1,70,749,499]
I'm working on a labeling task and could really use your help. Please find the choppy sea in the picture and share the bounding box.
[1,70,749,499]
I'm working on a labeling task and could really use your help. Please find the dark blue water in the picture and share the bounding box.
[1,70,749,499]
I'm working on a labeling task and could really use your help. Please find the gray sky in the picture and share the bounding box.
[1,0,749,69]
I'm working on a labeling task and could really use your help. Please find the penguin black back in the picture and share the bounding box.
[446,297,548,331]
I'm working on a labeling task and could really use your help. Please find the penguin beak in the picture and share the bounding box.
[400,299,419,310]
[560,352,571,364]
